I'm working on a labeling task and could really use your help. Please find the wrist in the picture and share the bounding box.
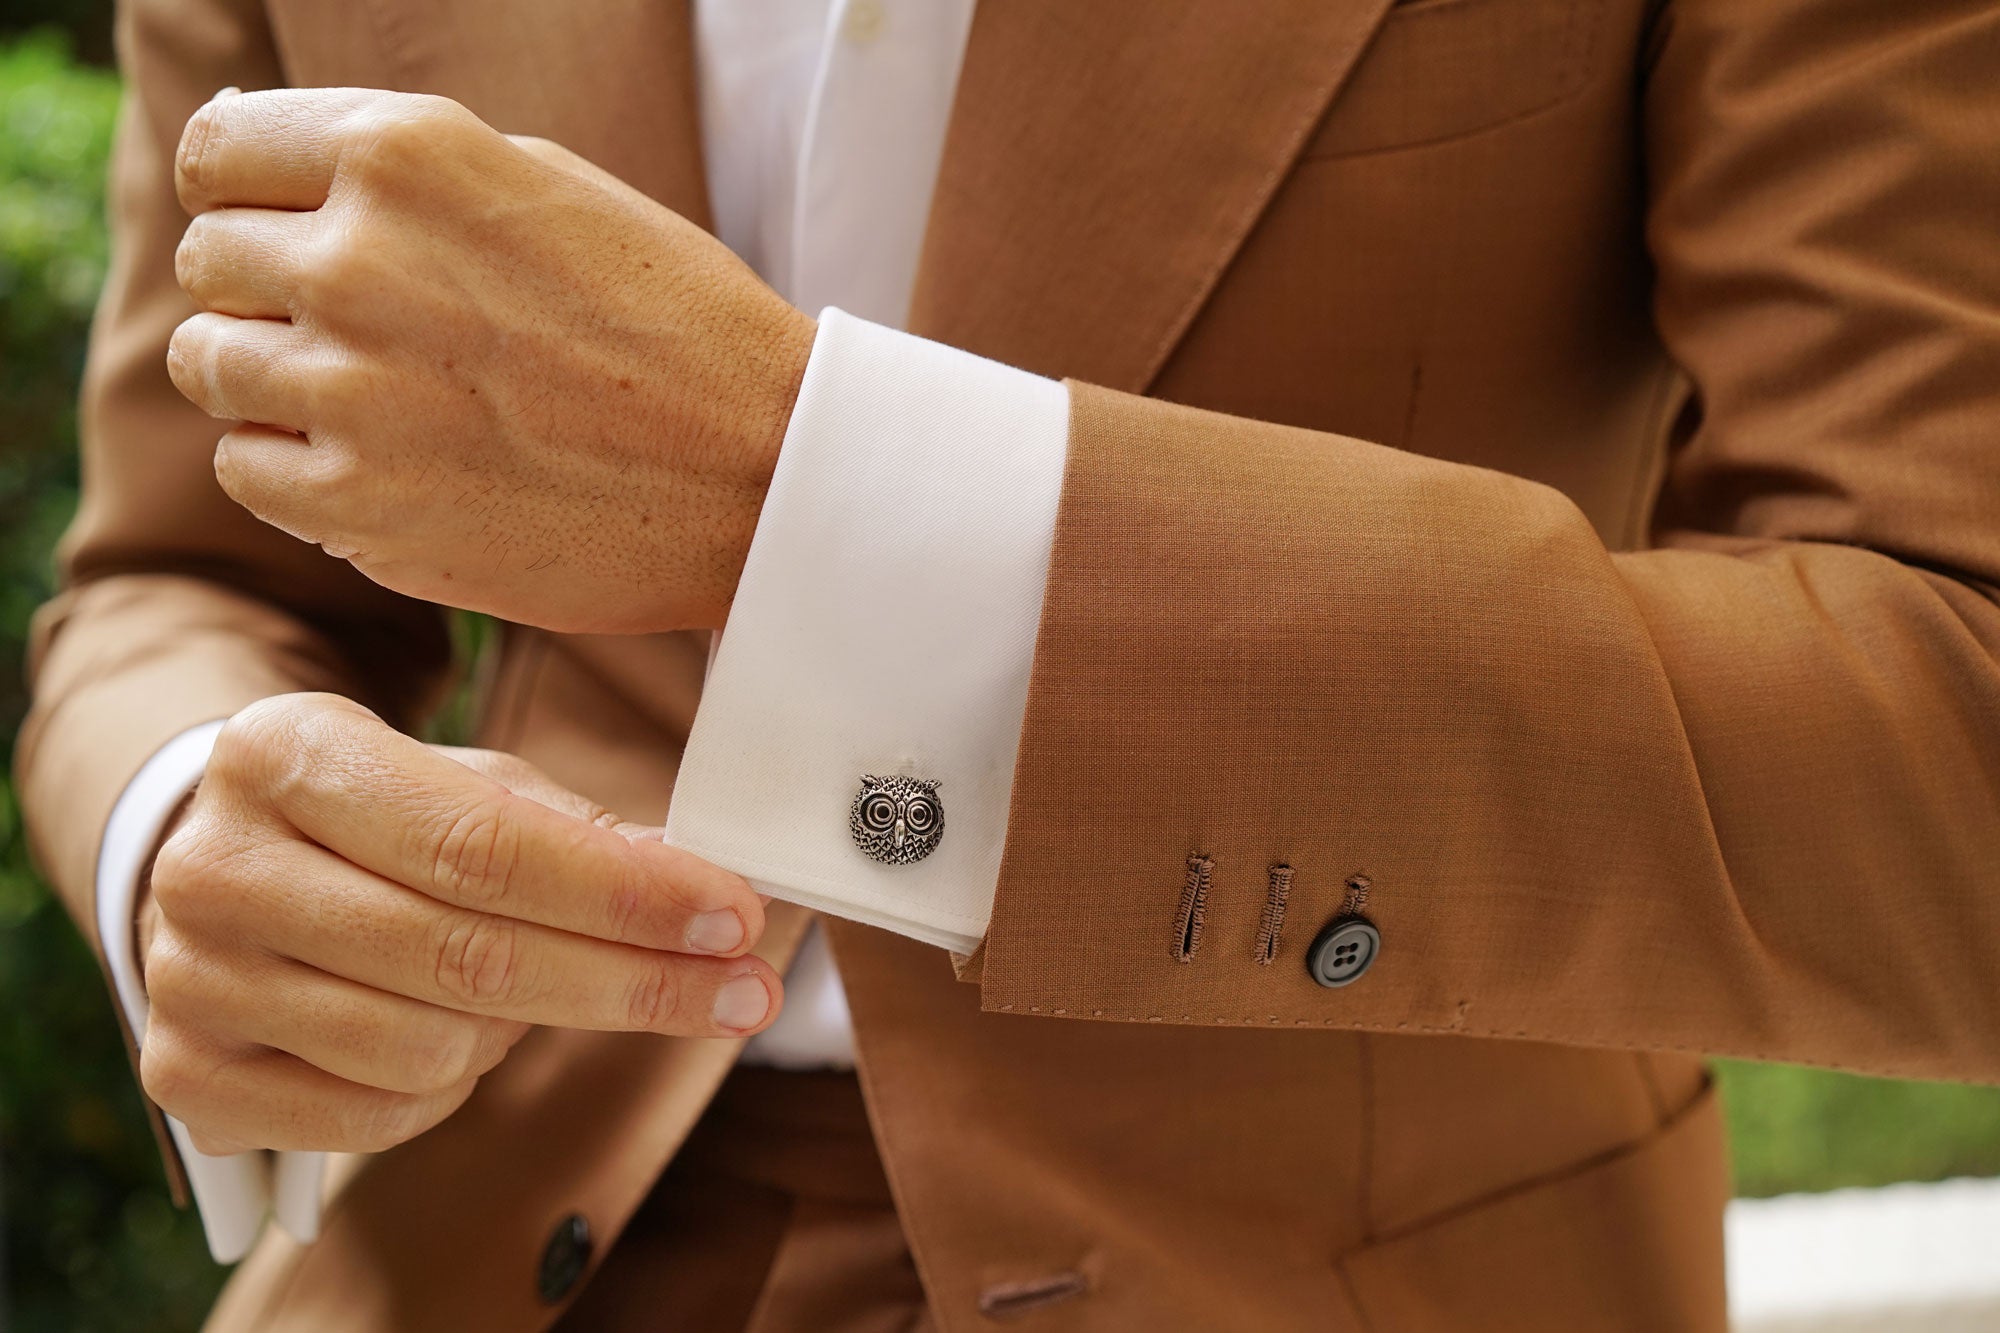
[757,308,818,466]
[700,306,817,629]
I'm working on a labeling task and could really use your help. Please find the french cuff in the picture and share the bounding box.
[96,720,325,1261]
[665,308,1068,956]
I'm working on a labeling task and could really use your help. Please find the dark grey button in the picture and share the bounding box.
[1306,917,1379,988]
[537,1212,592,1304]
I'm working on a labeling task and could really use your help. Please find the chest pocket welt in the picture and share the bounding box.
[1303,0,1607,160]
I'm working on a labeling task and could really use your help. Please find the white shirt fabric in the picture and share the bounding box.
[99,0,1069,1262]
[667,311,1065,957]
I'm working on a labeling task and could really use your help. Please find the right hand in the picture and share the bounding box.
[138,692,781,1156]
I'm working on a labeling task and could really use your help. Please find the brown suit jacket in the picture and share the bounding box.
[19,0,2000,1328]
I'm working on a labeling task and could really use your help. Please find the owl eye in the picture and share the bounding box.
[904,797,936,832]
[861,793,897,831]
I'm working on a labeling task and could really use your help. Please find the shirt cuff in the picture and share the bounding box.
[665,308,1069,955]
[96,720,325,1261]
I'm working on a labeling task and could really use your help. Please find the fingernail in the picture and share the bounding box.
[215,85,241,99]
[686,909,745,955]
[712,974,770,1031]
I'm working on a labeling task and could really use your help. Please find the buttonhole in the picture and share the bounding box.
[1174,854,1212,962]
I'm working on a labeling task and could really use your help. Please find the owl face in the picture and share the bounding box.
[849,775,944,866]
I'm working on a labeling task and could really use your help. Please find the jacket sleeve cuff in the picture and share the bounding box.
[665,308,1069,954]
[96,721,325,1260]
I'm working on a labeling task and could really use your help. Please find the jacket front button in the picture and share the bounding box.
[1306,918,1379,988]
[537,1212,593,1304]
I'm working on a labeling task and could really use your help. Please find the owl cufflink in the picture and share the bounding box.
[850,775,944,866]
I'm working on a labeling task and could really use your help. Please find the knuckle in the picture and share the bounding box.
[398,1017,482,1091]
[173,218,210,298]
[349,1091,429,1153]
[139,926,194,1000]
[345,96,465,181]
[432,912,522,1008]
[345,117,414,180]
[311,434,368,490]
[151,817,246,921]
[138,1027,202,1116]
[300,228,383,307]
[302,355,370,422]
[431,800,521,907]
[477,1017,530,1068]
[176,103,221,199]
[215,695,305,772]
[215,711,303,802]
[216,693,372,812]
[166,317,209,393]
[402,94,477,141]
[508,134,564,167]
[601,876,643,944]
[147,828,200,913]
[277,706,358,803]
[283,699,348,764]
[625,960,682,1032]
[210,431,250,503]
[413,94,474,127]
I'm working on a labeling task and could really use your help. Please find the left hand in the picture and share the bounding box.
[167,87,816,634]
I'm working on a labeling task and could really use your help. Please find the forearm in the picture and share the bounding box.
[668,312,1997,1084]
[974,383,2000,1082]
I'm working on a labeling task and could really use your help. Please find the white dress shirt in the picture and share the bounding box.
[101,0,1069,1260]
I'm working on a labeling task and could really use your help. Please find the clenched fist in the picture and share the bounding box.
[166,87,815,634]
[139,693,781,1156]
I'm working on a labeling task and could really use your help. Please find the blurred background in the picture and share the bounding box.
[0,5,1996,1331]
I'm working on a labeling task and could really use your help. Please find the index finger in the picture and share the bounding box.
[263,706,763,957]
[175,86,381,215]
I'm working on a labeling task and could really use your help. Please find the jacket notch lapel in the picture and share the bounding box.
[908,0,1398,393]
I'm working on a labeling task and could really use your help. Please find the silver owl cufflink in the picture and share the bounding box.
[850,775,943,865]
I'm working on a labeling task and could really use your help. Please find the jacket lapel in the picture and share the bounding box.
[909,0,1397,393]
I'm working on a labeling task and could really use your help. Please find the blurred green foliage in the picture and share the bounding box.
[1719,1060,2000,1199]
[0,29,227,1333]
[0,26,105,731]
[0,21,1996,1333]
[0,28,229,1333]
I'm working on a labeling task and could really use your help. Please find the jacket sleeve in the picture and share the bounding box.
[13,0,451,1192]
[976,0,2000,1084]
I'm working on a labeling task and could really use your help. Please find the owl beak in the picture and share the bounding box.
[893,817,907,850]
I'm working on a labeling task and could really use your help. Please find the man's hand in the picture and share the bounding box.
[166,87,816,634]
[139,693,781,1156]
